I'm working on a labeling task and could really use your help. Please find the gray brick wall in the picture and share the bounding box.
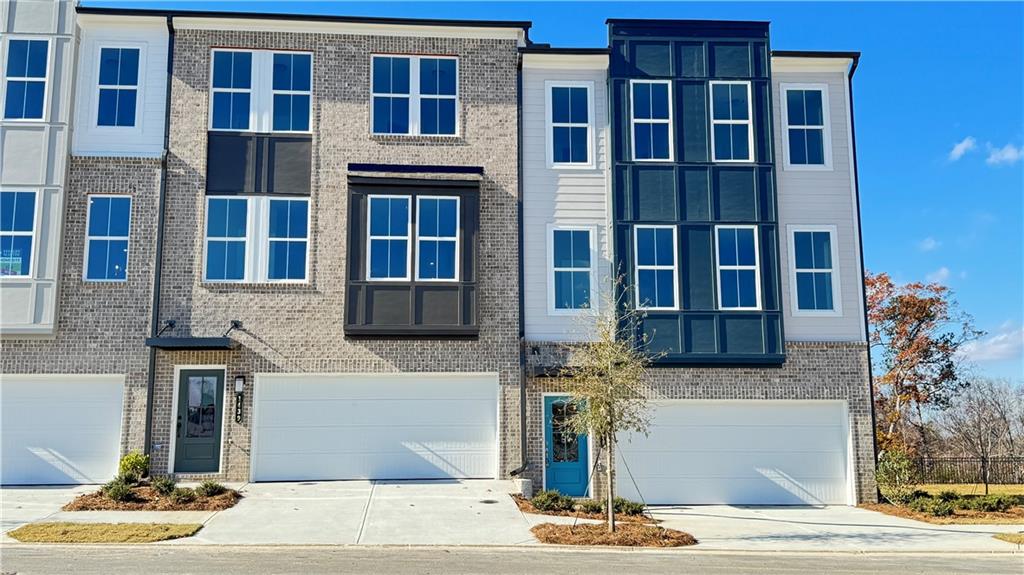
[0,156,162,455]
[153,29,521,480]
[523,341,878,503]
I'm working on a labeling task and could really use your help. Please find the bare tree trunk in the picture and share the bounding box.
[606,438,615,533]
[982,455,989,495]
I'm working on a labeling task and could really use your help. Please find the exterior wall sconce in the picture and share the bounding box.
[234,375,245,423]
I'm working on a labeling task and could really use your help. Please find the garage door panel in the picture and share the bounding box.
[616,477,846,506]
[619,425,847,452]
[619,448,847,479]
[258,398,496,427]
[255,448,494,482]
[257,424,494,454]
[258,376,496,402]
[644,401,844,426]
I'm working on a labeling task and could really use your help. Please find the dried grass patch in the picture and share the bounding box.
[531,522,696,547]
[63,485,240,512]
[861,503,1024,525]
[512,495,653,524]
[994,532,1024,545]
[8,522,201,543]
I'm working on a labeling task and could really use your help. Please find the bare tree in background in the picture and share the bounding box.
[942,378,1012,494]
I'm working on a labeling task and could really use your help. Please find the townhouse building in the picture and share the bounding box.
[1,2,875,505]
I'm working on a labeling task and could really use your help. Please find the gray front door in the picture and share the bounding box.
[174,370,224,473]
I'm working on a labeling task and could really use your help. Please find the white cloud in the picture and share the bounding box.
[926,266,950,283]
[917,237,941,252]
[948,136,976,161]
[986,143,1023,166]
[959,327,1024,362]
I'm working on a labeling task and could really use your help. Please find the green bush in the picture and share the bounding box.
[908,496,935,514]
[118,451,150,480]
[151,476,176,496]
[101,479,135,502]
[876,450,918,505]
[530,490,573,512]
[577,499,605,514]
[962,495,1012,513]
[907,496,955,517]
[195,480,226,498]
[169,487,196,505]
[930,500,955,517]
[936,490,960,503]
[613,497,646,516]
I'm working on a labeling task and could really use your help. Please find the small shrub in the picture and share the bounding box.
[152,476,176,496]
[908,496,935,514]
[930,500,955,517]
[936,490,960,503]
[963,495,1012,513]
[531,490,573,512]
[195,480,226,498]
[876,450,918,505]
[169,487,196,505]
[101,479,135,502]
[118,451,149,480]
[116,470,140,485]
[577,499,605,514]
[613,497,646,516]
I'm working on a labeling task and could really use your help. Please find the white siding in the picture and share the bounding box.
[522,64,610,342]
[72,16,167,157]
[772,66,865,342]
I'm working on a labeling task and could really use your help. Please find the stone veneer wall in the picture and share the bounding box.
[523,341,878,503]
[151,29,521,480]
[0,156,162,455]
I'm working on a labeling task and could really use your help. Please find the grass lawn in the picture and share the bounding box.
[8,522,201,543]
[919,484,1024,496]
[994,533,1024,545]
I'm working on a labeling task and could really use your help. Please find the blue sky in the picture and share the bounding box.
[84,1,1024,380]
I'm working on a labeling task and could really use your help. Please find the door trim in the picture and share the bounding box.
[540,392,594,498]
[169,365,229,475]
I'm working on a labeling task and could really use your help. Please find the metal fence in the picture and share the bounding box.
[914,457,1024,484]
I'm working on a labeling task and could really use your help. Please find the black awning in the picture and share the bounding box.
[145,337,234,350]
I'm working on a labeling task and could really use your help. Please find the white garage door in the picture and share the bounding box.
[1,375,124,485]
[616,401,851,505]
[252,373,498,481]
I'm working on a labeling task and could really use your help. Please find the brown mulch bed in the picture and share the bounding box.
[512,495,653,524]
[63,485,241,512]
[531,522,697,547]
[861,503,1024,525]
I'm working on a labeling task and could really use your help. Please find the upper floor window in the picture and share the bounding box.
[367,195,411,280]
[211,50,252,131]
[548,84,591,166]
[416,197,459,281]
[0,190,36,277]
[710,81,753,162]
[716,226,760,310]
[272,53,311,132]
[205,197,248,281]
[204,196,310,283]
[630,80,672,161]
[4,39,48,120]
[85,196,131,281]
[791,227,839,314]
[210,49,312,133]
[783,85,831,168]
[97,47,139,127]
[372,55,457,136]
[267,199,309,281]
[634,225,677,310]
[550,227,593,312]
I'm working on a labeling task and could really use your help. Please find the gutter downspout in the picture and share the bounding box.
[144,15,175,456]
[509,53,529,478]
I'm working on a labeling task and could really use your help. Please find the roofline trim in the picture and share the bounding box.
[519,47,610,55]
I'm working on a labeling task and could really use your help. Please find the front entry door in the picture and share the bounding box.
[544,396,589,496]
[174,370,225,473]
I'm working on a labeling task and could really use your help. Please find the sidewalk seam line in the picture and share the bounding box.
[355,481,375,544]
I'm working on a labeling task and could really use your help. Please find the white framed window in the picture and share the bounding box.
[781,83,832,170]
[209,49,313,133]
[0,190,38,278]
[266,198,310,282]
[204,197,249,282]
[84,195,131,282]
[366,195,411,281]
[630,80,673,161]
[710,81,754,162]
[548,226,595,314]
[371,55,458,136]
[3,37,49,121]
[633,225,678,310]
[715,225,761,310]
[415,196,459,281]
[203,196,311,283]
[788,225,841,316]
[546,81,594,167]
[96,46,140,128]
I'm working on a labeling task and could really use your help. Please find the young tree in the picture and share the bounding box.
[865,271,982,455]
[941,378,1012,494]
[560,287,660,533]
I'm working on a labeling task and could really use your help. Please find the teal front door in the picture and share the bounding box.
[544,396,589,496]
[174,370,224,473]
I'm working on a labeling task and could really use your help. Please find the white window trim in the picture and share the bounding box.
[709,80,755,163]
[93,44,144,131]
[545,80,595,169]
[262,197,311,283]
[83,194,132,283]
[202,196,252,283]
[2,36,51,123]
[787,224,842,317]
[0,189,39,280]
[629,79,674,162]
[780,82,833,171]
[370,54,460,137]
[366,194,412,281]
[270,52,313,134]
[632,225,679,311]
[714,224,762,311]
[414,195,461,282]
[208,49,313,134]
[546,224,598,316]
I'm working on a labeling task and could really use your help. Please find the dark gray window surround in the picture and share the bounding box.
[206,132,312,196]
[345,175,479,336]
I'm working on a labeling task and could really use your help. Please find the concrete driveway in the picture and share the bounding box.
[1,485,95,538]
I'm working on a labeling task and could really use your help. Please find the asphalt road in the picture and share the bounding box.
[1,545,1021,575]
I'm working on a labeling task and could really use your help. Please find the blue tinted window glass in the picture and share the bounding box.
[789,129,808,164]
[293,54,311,91]
[570,87,588,123]
[812,232,831,268]
[729,84,748,120]
[232,51,251,89]
[554,270,572,309]
[369,197,390,236]
[736,228,755,266]
[0,235,31,276]
[814,272,833,310]
[553,230,572,268]
[23,81,44,119]
[372,97,391,133]
[420,58,437,95]
[720,269,739,308]
[269,200,289,238]
[392,97,410,134]
[713,124,732,160]
[205,241,226,280]
[437,59,456,96]
[805,129,824,164]
[7,40,29,76]
[116,89,136,126]
[119,49,139,85]
[212,51,232,88]
[272,53,291,91]
[552,87,570,123]
[635,228,655,266]
[105,239,128,280]
[632,82,650,120]
[633,123,652,160]
[572,270,590,308]
[289,200,308,238]
[230,92,250,130]
[553,127,571,163]
[273,94,291,131]
[437,199,457,237]
[731,124,750,160]
[224,241,245,280]
[291,94,310,131]
[99,48,120,85]
[436,240,456,279]
[287,241,306,279]
[570,127,588,163]
[796,272,815,310]
[88,197,110,236]
[656,269,675,307]
[268,240,288,280]
[419,198,438,237]
[650,83,669,120]
[712,84,730,120]
[418,240,437,279]
[86,240,108,280]
[651,123,670,159]
[0,192,11,230]
[718,228,737,266]
[226,199,247,237]
[389,198,408,235]
[637,269,656,307]
[211,92,231,129]
[738,269,757,307]
[571,230,590,268]
[805,90,823,125]
[654,228,674,266]
[107,197,131,237]
[4,81,26,118]
[7,192,35,232]
[26,40,47,77]
[372,57,391,93]
[391,57,409,94]
[207,198,227,237]
[794,232,814,269]
[369,238,389,278]
[421,98,438,135]
[436,98,455,135]
[375,96,409,133]
[787,90,805,126]
[388,239,407,277]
